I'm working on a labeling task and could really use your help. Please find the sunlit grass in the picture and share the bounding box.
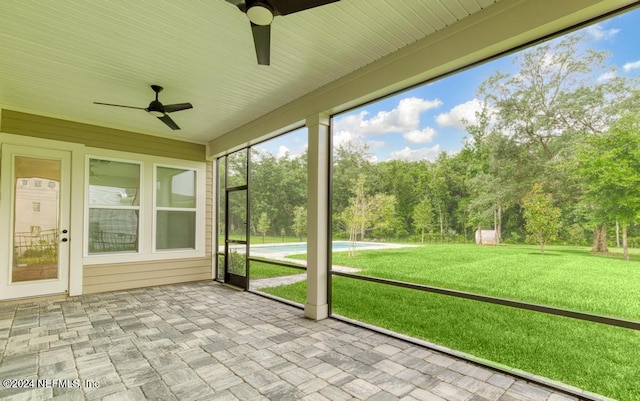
[262,244,640,400]
[327,244,640,320]
[249,260,305,280]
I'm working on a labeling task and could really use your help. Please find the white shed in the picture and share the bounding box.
[475,229,497,245]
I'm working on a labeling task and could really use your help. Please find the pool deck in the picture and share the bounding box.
[250,265,358,290]
[227,241,416,260]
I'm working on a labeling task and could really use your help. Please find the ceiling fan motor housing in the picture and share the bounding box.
[246,1,274,25]
[147,100,164,116]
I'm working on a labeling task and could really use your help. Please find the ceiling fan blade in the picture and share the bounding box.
[158,114,181,130]
[93,102,146,110]
[251,22,271,65]
[270,0,339,16]
[163,103,193,113]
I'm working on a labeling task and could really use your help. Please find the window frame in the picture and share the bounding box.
[153,163,200,253]
[83,148,206,265]
[85,155,143,258]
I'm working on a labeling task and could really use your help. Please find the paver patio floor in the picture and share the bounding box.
[0,281,579,401]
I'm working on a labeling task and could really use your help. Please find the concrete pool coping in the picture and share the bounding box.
[225,241,416,260]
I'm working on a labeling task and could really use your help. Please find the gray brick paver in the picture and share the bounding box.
[453,376,504,401]
[0,282,588,401]
[408,388,447,401]
[102,386,147,401]
[487,373,515,389]
[320,384,354,401]
[507,381,552,401]
[431,381,473,401]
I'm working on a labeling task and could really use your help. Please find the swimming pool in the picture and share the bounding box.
[247,241,395,255]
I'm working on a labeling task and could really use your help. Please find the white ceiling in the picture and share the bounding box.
[0,0,501,144]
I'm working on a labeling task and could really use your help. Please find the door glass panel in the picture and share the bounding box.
[227,190,247,242]
[228,249,246,277]
[217,254,225,281]
[227,150,247,188]
[217,158,226,281]
[12,156,60,282]
[226,189,247,281]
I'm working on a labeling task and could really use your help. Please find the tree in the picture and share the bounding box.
[257,212,271,244]
[376,160,427,237]
[248,147,308,238]
[426,159,450,239]
[576,114,640,260]
[521,183,562,253]
[477,35,615,162]
[292,206,307,241]
[332,142,374,213]
[474,34,639,248]
[412,198,433,243]
[340,175,396,256]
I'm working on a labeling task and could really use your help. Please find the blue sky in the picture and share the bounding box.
[255,7,640,162]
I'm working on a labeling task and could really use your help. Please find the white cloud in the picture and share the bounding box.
[333,97,442,136]
[276,145,290,159]
[333,129,360,149]
[584,24,620,41]
[367,139,387,149]
[403,127,436,144]
[436,98,489,130]
[623,60,640,72]
[332,129,386,154]
[389,145,440,162]
[332,96,443,160]
[597,71,617,82]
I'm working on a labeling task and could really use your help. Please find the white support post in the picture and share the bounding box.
[305,113,330,320]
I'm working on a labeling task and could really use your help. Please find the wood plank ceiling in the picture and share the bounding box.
[0,0,499,144]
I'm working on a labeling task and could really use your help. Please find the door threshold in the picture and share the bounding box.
[222,283,246,291]
[0,293,68,305]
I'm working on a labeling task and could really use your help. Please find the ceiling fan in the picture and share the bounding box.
[226,0,340,65]
[93,85,193,130]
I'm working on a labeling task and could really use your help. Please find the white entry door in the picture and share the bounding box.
[0,145,71,300]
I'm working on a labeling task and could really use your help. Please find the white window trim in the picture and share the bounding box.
[84,155,143,259]
[83,148,205,265]
[152,163,203,253]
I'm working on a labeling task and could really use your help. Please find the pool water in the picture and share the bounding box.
[248,241,388,254]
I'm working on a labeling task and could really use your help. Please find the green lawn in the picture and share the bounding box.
[250,260,305,280]
[327,244,640,320]
[261,244,640,401]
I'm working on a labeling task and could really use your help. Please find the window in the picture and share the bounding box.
[32,202,40,212]
[155,166,196,250]
[34,180,42,188]
[84,149,206,263]
[88,158,140,254]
